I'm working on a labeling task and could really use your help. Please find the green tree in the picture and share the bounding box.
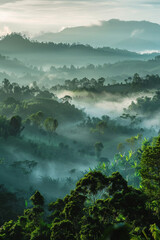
[140,136,160,201]
[0,220,23,240]
[132,73,141,84]
[30,191,44,206]
[50,220,75,240]
[9,115,24,136]
[80,216,103,240]
[2,78,11,94]
[48,199,65,221]
[29,111,44,127]
[96,121,107,134]
[30,224,50,240]
[44,117,58,134]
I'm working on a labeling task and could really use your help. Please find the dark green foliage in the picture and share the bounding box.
[0,114,23,138]
[140,136,160,198]
[9,115,23,136]
[110,187,153,226]
[63,199,84,233]
[101,223,131,240]
[30,224,50,240]
[50,220,76,240]
[108,171,128,195]
[126,90,160,115]
[52,73,160,95]
[0,221,23,240]
[150,224,160,240]
[89,199,115,224]
[140,135,160,216]
[30,191,44,206]
[76,171,108,196]
[29,111,44,126]
[48,199,65,221]
[0,185,23,226]
[0,169,160,240]
[44,117,58,134]
[1,77,160,240]
[80,216,104,240]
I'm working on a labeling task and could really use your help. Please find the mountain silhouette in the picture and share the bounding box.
[33,19,160,51]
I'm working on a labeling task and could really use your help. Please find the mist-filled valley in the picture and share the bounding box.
[1,22,160,239]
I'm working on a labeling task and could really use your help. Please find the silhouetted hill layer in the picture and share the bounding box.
[0,33,156,66]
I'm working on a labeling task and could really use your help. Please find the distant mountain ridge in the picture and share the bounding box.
[0,33,155,66]
[33,19,160,51]
[0,33,138,55]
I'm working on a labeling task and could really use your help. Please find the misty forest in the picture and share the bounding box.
[1,16,160,240]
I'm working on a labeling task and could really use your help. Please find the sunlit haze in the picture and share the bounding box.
[0,0,160,36]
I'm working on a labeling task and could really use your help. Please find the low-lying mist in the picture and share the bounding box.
[0,72,160,226]
[56,89,154,118]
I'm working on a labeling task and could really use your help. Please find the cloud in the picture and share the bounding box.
[0,0,21,5]
[142,0,160,5]
[0,26,11,36]
[131,29,144,38]
[0,0,160,35]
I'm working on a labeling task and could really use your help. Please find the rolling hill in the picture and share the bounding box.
[0,33,156,66]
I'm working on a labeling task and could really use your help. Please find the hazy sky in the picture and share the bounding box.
[0,0,160,36]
